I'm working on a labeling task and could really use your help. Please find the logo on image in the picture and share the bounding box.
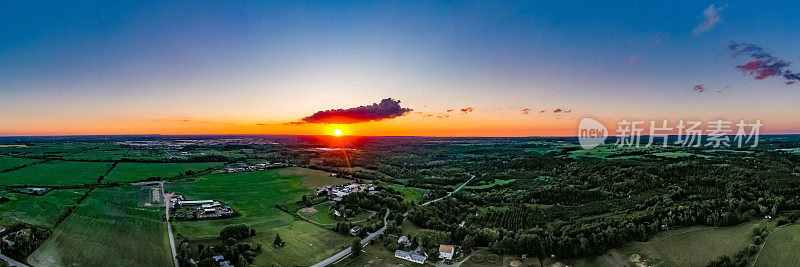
[578,117,608,149]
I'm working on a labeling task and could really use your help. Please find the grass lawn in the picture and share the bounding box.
[0,189,87,228]
[0,155,40,171]
[0,160,112,186]
[299,201,338,225]
[566,220,768,266]
[389,184,425,204]
[168,167,354,266]
[754,224,800,267]
[104,162,225,183]
[27,186,171,266]
[249,220,355,266]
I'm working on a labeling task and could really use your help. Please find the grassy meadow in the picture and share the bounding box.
[389,184,425,204]
[0,160,112,186]
[754,224,800,267]
[0,189,87,228]
[563,220,769,266]
[168,167,354,266]
[249,220,355,266]
[104,162,225,183]
[27,186,171,266]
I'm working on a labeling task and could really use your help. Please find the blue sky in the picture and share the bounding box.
[1,1,799,136]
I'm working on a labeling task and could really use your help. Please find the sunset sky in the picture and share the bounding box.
[1,1,799,136]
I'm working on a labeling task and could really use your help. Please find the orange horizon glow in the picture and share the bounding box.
[1,113,799,137]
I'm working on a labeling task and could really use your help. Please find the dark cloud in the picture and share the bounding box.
[539,110,546,114]
[292,98,413,124]
[728,42,800,85]
[693,4,724,36]
[693,84,706,92]
[446,109,454,112]
[521,108,532,115]
[553,108,572,114]
[460,107,474,113]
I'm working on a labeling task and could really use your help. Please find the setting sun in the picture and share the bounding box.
[332,128,343,136]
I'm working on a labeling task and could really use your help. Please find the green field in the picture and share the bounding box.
[104,162,225,183]
[0,160,112,186]
[465,179,516,190]
[250,220,354,266]
[299,201,338,225]
[0,189,87,228]
[168,167,354,266]
[653,151,695,158]
[565,220,768,266]
[390,184,425,204]
[27,186,171,266]
[0,155,40,171]
[754,224,800,267]
[168,167,342,236]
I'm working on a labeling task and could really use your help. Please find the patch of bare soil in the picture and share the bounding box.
[300,207,318,213]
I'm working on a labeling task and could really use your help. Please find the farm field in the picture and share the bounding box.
[565,220,768,266]
[168,167,354,266]
[27,186,171,266]
[0,155,40,171]
[465,179,516,190]
[104,162,225,183]
[653,151,696,158]
[0,160,112,186]
[168,167,346,237]
[754,224,800,267]
[0,189,87,228]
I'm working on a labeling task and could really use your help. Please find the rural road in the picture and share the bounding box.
[404,175,474,216]
[750,224,787,267]
[315,175,474,267]
[0,250,29,267]
[162,182,180,267]
[311,209,390,267]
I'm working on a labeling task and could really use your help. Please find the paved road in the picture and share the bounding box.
[0,250,29,267]
[311,209,390,267]
[162,182,180,267]
[315,175,474,267]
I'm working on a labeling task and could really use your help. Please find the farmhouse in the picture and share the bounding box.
[439,245,455,260]
[395,250,427,264]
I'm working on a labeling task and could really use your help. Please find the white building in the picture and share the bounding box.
[439,245,454,260]
[395,250,427,264]
[398,236,411,247]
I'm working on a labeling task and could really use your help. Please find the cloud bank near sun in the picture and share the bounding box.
[289,98,413,124]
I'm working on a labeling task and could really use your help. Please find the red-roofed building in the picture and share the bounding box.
[439,245,454,260]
